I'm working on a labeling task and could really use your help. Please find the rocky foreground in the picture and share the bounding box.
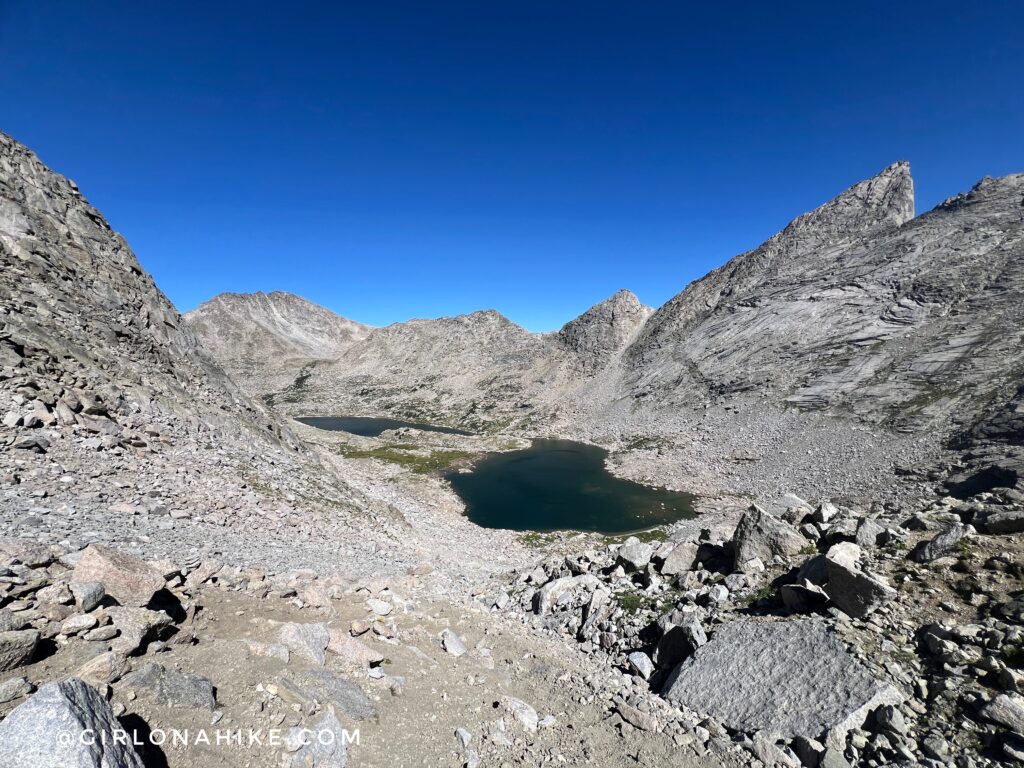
[1,128,1024,767]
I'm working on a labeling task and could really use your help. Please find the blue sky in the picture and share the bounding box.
[1,2,1022,331]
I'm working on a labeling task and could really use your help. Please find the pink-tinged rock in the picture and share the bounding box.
[76,650,131,685]
[243,641,290,663]
[184,559,223,589]
[328,628,384,668]
[71,545,165,607]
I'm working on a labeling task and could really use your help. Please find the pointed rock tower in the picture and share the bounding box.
[558,289,653,369]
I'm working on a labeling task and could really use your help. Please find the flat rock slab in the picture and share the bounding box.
[663,619,902,748]
[283,669,376,721]
[120,662,216,710]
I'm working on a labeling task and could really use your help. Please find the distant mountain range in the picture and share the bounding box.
[185,160,1024,496]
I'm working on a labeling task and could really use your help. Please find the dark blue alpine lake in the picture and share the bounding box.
[446,438,696,534]
[296,415,473,437]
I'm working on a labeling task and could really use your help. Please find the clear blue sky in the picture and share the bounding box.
[1,2,1022,331]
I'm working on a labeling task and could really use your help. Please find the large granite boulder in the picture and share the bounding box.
[71,545,164,608]
[663,619,902,749]
[731,504,807,570]
[823,542,897,618]
[0,677,144,767]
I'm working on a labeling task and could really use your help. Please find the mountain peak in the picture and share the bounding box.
[776,160,915,245]
[558,289,653,368]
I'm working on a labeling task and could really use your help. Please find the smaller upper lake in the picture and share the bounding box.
[446,438,695,535]
[296,415,474,438]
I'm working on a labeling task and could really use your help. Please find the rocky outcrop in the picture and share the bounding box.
[625,163,1024,437]
[0,131,296,451]
[556,289,652,369]
[731,504,808,570]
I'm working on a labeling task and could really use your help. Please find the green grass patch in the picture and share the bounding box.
[518,532,557,548]
[614,591,658,614]
[741,584,776,607]
[605,528,669,545]
[336,444,472,474]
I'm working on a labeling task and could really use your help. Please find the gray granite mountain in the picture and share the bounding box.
[189,161,1024,496]
[185,291,371,399]
[186,290,654,427]
[623,161,1024,431]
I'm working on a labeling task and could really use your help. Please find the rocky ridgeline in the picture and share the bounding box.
[183,291,372,400]
[495,485,1024,766]
[186,162,1024,501]
[0,133,297,456]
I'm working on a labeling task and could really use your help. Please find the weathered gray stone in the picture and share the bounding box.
[0,676,33,704]
[61,613,99,636]
[659,542,699,576]
[71,581,105,612]
[287,709,348,768]
[120,663,215,710]
[0,629,39,671]
[653,618,707,670]
[627,651,655,680]
[663,619,903,749]
[854,518,885,549]
[533,574,600,615]
[0,677,144,767]
[440,628,467,657]
[910,522,973,563]
[982,693,1024,737]
[578,587,610,639]
[812,501,839,524]
[618,702,658,732]
[780,581,830,613]
[0,609,25,632]
[284,669,376,721]
[976,508,1024,535]
[106,607,172,656]
[76,651,131,686]
[503,696,539,732]
[823,542,896,618]
[279,622,330,666]
[616,539,654,571]
[732,504,807,570]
